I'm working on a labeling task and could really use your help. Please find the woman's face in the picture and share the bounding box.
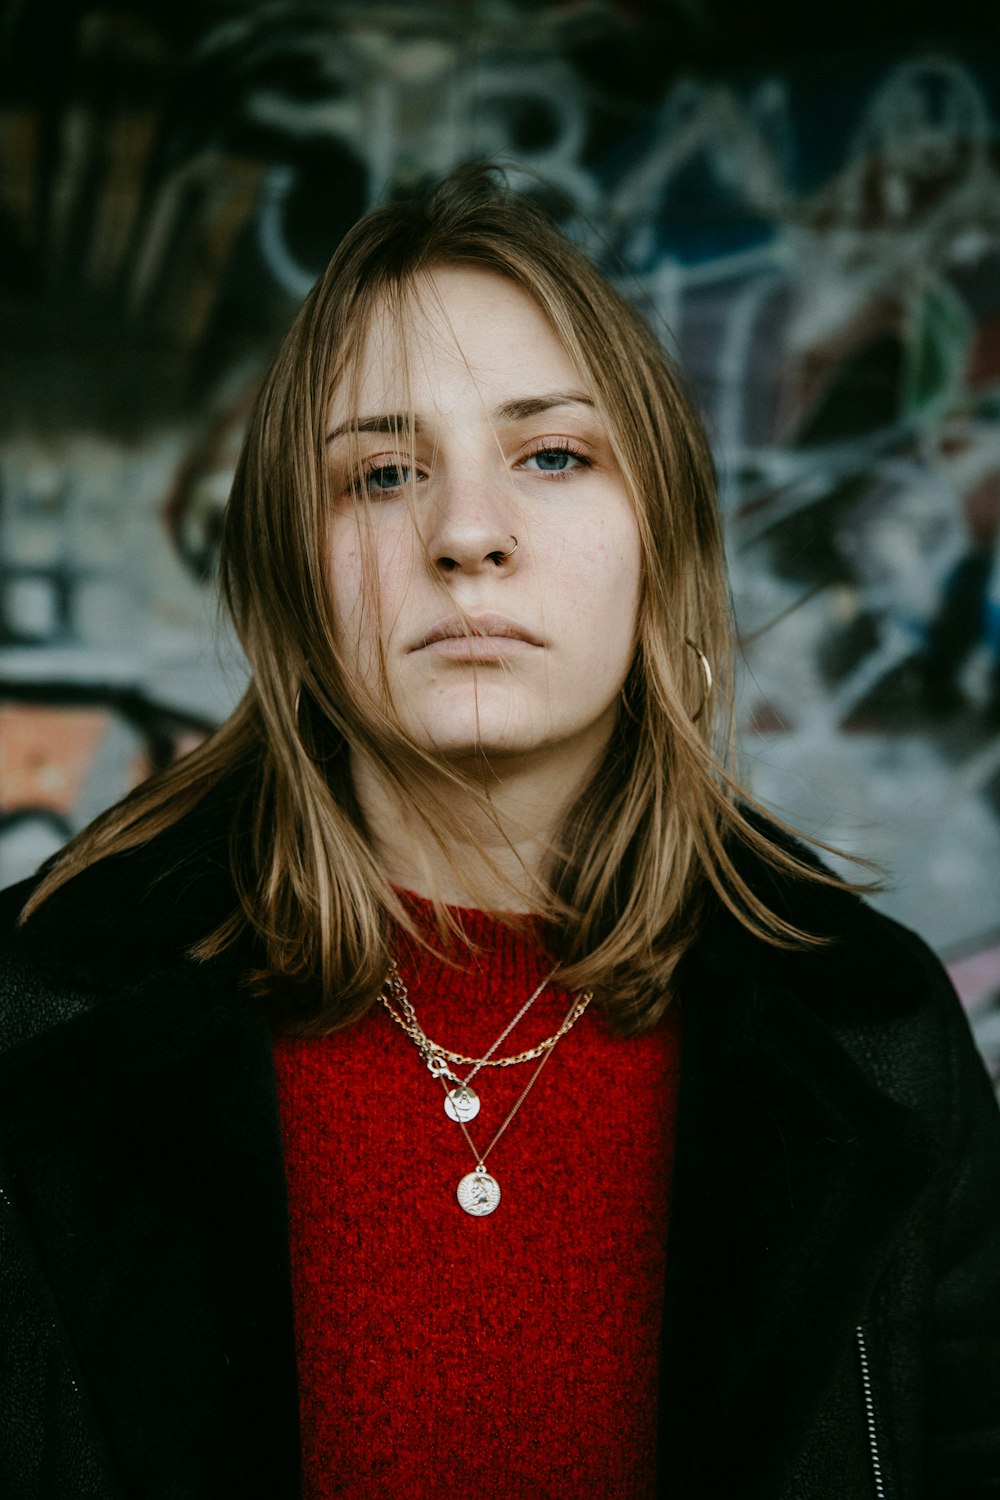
[326,266,643,772]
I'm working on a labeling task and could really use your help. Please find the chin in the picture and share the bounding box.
[418,732,537,762]
[405,692,535,752]
[409,711,545,762]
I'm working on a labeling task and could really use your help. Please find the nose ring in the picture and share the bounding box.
[488,535,518,565]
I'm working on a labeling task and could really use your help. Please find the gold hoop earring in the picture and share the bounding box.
[684,638,713,723]
[293,686,312,743]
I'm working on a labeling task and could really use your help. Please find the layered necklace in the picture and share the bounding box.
[380,959,592,1216]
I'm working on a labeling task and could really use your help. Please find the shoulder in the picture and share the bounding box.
[688,824,982,1085]
[0,877,97,1054]
[683,848,1000,1252]
[0,781,245,1055]
[718,814,958,1012]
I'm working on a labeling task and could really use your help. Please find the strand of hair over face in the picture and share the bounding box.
[21,167,879,1034]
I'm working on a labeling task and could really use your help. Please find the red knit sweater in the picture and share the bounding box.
[273,901,681,1499]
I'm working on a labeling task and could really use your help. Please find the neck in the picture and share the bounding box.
[352,743,604,912]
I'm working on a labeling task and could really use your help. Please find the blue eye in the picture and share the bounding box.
[367,464,409,491]
[522,447,590,474]
[350,462,419,499]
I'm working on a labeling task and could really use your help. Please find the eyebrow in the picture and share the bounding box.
[325,390,595,444]
[326,415,421,443]
[493,390,595,423]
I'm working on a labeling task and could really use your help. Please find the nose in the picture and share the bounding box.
[423,470,522,576]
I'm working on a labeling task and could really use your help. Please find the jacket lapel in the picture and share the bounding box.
[659,959,934,1497]
[0,952,301,1500]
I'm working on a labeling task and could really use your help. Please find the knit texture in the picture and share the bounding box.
[273,899,681,1499]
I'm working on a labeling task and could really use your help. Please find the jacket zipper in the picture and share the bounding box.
[855,1324,886,1499]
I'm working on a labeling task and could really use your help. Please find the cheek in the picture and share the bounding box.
[329,521,420,662]
[329,538,365,649]
[573,518,643,653]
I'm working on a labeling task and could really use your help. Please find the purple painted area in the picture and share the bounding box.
[947,943,1000,1013]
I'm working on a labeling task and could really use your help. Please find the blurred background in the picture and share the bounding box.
[1,0,999,1080]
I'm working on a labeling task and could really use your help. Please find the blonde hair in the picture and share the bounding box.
[23,166,864,1034]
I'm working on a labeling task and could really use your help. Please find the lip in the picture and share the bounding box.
[413,612,544,653]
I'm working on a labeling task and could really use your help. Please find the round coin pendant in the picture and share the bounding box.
[444,1084,480,1123]
[457,1168,501,1216]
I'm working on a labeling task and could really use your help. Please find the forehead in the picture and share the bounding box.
[330,266,589,423]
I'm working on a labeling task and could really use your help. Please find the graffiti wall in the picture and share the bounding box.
[1,3,998,1076]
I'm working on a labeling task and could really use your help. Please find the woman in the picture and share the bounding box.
[1,168,998,1500]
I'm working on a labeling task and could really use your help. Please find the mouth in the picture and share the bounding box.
[415,613,544,652]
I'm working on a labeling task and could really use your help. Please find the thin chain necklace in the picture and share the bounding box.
[380,961,593,1216]
[381,958,590,1123]
[450,993,586,1215]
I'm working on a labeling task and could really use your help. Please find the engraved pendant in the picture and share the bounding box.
[457,1167,501,1216]
[444,1084,480,1123]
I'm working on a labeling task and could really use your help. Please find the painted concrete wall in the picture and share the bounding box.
[1,4,998,1074]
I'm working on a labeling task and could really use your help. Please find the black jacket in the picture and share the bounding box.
[1,794,999,1499]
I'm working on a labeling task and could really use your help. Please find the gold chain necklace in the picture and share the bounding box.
[379,962,593,1215]
[380,958,591,1122]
